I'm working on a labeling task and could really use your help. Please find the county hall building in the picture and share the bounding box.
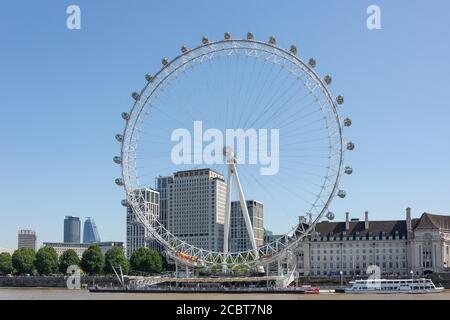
[297,208,450,276]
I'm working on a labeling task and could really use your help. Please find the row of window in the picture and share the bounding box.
[311,261,407,269]
[311,242,404,248]
[311,255,406,261]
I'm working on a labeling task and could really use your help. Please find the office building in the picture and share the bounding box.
[296,208,450,276]
[167,168,226,252]
[156,175,173,229]
[83,217,101,244]
[230,200,264,252]
[18,230,36,251]
[43,241,124,258]
[126,188,161,258]
[64,216,81,243]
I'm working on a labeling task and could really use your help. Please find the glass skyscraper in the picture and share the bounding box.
[64,216,81,243]
[83,217,101,244]
[230,200,264,252]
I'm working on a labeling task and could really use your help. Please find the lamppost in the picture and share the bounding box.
[340,270,344,287]
[410,270,414,280]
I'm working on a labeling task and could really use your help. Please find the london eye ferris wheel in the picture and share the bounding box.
[114,32,354,271]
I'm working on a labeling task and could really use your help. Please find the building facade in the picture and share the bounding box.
[408,209,450,275]
[230,200,264,252]
[18,230,36,251]
[0,247,15,254]
[167,169,226,252]
[126,188,161,258]
[264,229,285,245]
[156,175,173,230]
[64,216,81,243]
[296,208,450,276]
[43,241,124,258]
[83,217,101,244]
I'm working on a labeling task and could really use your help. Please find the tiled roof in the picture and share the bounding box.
[307,212,450,240]
[413,213,450,230]
[312,220,407,238]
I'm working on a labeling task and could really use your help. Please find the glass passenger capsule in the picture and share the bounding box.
[343,118,352,127]
[268,36,276,45]
[347,142,355,151]
[145,74,153,82]
[289,45,297,55]
[113,156,122,164]
[131,92,140,101]
[121,112,130,121]
[115,134,123,142]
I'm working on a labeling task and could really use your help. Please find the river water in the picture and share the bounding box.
[1,288,450,300]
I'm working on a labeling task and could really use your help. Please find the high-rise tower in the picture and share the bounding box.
[83,217,101,244]
[18,230,37,251]
[64,216,81,243]
[167,168,226,252]
[126,188,161,258]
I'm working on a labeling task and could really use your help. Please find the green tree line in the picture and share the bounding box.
[0,246,170,276]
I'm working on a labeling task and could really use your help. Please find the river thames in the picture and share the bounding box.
[1,288,450,300]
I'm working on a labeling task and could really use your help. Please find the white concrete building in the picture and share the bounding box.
[167,169,226,252]
[43,241,124,258]
[296,208,450,276]
[126,188,161,258]
[0,247,14,254]
[407,209,450,275]
[230,200,264,252]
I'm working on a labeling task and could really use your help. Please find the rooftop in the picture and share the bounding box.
[413,212,450,230]
[310,212,450,239]
[173,168,224,180]
[313,220,406,238]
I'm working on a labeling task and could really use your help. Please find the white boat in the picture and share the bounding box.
[344,278,444,294]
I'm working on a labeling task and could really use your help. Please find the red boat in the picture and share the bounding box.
[301,285,320,294]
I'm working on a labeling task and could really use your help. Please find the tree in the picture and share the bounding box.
[12,248,36,275]
[80,245,105,275]
[160,252,174,272]
[130,248,162,275]
[0,252,13,275]
[34,247,58,275]
[105,247,129,275]
[58,249,80,274]
[234,264,251,275]
[210,265,223,275]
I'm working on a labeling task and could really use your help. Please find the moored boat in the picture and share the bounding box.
[344,278,444,294]
[300,285,320,294]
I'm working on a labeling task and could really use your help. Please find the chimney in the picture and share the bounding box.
[365,211,369,230]
[406,207,412,232]
[345,212,350,231]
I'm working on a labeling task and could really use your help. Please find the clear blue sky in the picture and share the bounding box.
[1,0,449,249]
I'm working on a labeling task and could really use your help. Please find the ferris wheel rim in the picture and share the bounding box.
[119,35,347,267]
